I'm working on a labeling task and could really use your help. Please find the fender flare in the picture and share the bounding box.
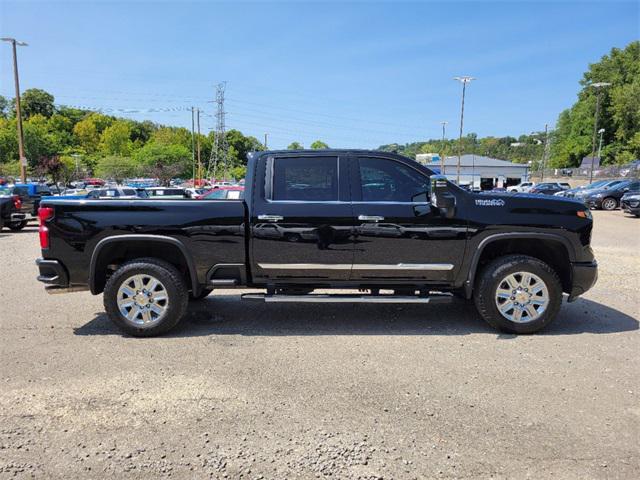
[464,232,576,297]
[89,234,199,295]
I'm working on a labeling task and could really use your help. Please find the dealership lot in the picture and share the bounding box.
[0,211,638,479]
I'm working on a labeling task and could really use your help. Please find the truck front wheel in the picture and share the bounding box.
[474,255,562,334]
[104,258,189,337]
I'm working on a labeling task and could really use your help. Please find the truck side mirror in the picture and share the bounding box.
[430,175,456,218]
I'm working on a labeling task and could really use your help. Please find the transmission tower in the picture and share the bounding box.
[207,82,229,181]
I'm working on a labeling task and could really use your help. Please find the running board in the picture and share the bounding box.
[241,293,452,304]
[208,279,238,286]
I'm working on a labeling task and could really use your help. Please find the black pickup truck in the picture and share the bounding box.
[36,150,597,336]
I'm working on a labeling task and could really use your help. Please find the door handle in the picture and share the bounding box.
[358,215,384,222]
[258,214,283,222]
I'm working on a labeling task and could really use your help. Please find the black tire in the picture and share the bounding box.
[474,254,562,334]
[601,197,618,211]
[8,220,27,231]
[104,258,189,337]
[190,287,213,301]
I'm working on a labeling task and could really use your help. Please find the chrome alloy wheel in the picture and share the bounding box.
[117,274,169,327]
[494,271,549,323]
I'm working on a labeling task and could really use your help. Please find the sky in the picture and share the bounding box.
[0,0,638,149]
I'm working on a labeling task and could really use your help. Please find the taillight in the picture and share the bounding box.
[12,194,21,210]
[38,207,54,249]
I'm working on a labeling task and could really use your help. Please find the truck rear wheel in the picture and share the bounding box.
[474,255,562,334]
[104,258,189,337]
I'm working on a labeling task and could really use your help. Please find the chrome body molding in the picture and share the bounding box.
[258,263,454,271]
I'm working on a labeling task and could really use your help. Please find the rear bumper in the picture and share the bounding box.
[568,260,598,302]
[36,258,69,287]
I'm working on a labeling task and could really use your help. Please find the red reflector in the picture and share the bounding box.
[38,207,54,249]
[38,207,54,223]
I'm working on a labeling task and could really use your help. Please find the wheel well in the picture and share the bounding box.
[92,240,194,294]
[475,238,572,292]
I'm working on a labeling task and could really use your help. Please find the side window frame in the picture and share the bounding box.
[265,155,348,203]
[352,155,431,204]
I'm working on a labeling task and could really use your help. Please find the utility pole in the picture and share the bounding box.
[264,133,268,150]
[540,123,549,182]
[588,82,611,183]
[191,107,196,186]
[440,121,448,175]
[196,108,202,185]
[454,76,475,185]
[2,38,28,183]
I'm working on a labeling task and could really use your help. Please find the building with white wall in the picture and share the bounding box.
[415,154,530,190]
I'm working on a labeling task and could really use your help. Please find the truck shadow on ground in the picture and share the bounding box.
[74,296,638,338]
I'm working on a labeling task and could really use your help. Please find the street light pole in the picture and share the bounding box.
[588,82,611,183]
[454,76,475,185]
[540,123,549,182]
[440,121,448,175]
[597,128,605,160]
[2,38,28,183]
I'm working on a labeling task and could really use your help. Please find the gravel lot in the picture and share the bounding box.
[0,210,638,479]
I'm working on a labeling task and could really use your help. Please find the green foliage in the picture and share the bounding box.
[551,41,639,167]
[99,120,133,156]
[287,141,303,150]
[310,140,329,149]
[134,142,191,185]
[0,96,9,118]
[20,88,55,118]
[229,165,247,180]
[95,155,137,184]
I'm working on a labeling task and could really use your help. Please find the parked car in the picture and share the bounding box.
[36,149,598,337]
[184,187,208,198]
[10,183,53,224]
[197,186,245,200]
[0,186,27,231]
[85,187,142,200]
[577,180,640,210]
[211,181,235,188]
[529,182,571,195]
[507,181,535,193]
[145,187,188,199]
[554,180,624,198]
[621,191,640,217]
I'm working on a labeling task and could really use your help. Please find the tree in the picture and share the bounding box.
[95,155,136,184]
[310,140,329,149]
[99,120,132,155]
[551,41,639,167]
[287,141,303,150]
[73,112,113,153]
[0,96,9,118]
[33,156,69,190]
[21,89,55,118]
[134,143,191,185]
[23,114,57,168]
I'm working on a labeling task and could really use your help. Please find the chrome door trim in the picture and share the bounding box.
[258,263,454,271]
[257,214,283,222]
[358,215,385,222]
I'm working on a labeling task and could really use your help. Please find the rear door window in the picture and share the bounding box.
[272,156,338,201]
